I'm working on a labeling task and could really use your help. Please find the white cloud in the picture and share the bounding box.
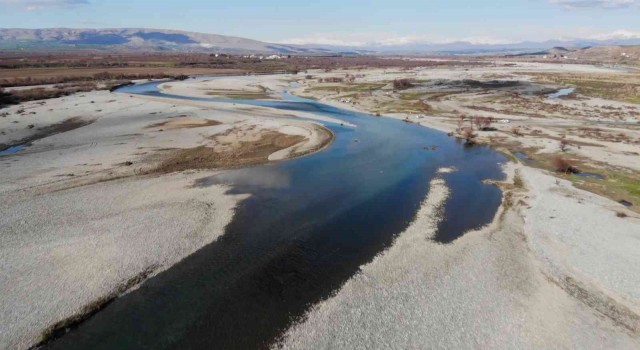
[279,28,640,48]
[281,35,370,47]
[279,33,515,47]
[549,0,639,9]
[590,29,640,40]
[0,0,89,11]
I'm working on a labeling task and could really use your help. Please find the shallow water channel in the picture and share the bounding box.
[547,87,576,99]
[46,77,506,349]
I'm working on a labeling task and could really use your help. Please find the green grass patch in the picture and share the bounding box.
[399,92,426,100]
[529,73,640,103]
[205,91,272,100]
[567,167,640,213]
[376,99,432,114]
[506,150,640,213]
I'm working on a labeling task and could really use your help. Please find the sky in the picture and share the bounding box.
[0,0,640,45]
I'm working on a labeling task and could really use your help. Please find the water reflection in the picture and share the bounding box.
[195,166,291,190]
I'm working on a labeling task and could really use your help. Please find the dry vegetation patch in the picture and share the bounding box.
[147,117,221,130]
[204,90,272,100]
[0,116,95,151]
[151,131,305,174]
[527,72,640,103]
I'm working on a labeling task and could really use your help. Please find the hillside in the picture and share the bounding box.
[511,45,640,66]
[0,28,309,54]
[568,45,640,64]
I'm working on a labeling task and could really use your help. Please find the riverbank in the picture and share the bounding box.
[0,85,336,349]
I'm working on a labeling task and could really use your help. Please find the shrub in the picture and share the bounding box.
[323,77,344,83]
[552,156,578,174]
[616,211,628,218]
[513,173,524,188]
[512,127,523,137]
[393,79,414,90]
[345,74,356,84]
[560,139,569,152]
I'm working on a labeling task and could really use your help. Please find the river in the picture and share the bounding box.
[45,77,506,349]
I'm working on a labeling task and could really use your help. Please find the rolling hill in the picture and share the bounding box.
[0,28,314,54]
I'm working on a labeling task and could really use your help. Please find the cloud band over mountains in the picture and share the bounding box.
[550,0,639,8]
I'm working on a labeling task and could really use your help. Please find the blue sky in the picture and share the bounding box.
[1,0,639,44]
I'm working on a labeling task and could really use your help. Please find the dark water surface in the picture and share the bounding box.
[46,78,505,349]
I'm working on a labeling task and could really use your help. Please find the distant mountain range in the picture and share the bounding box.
[303,38,640,55]
[2,28,640,56]
[0,28,322,54]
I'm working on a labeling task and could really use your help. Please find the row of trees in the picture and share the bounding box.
[0,72,191,88]
[0,80,134,107]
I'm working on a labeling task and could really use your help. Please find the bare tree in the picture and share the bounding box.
[473,116,494,131]
[461,127,476,145]
[457,114,466,132]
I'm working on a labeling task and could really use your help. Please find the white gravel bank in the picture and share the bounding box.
[0,83,335,349]
[276,169,640,349]
[521,166,640,322]
[0,173,242,349]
